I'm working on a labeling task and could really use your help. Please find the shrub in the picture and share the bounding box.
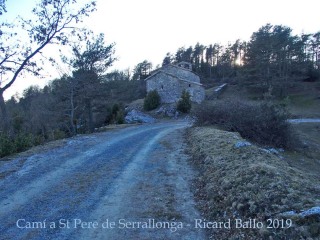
[53,130,66,140]
[14,133,33,152]
[0,133,34,158]
[112,103,120,115]
[0,134,15,158]
[193,99,295,149]
[177,90,192,113]
[143,90,160,111]
[115,110,125,124]
[106,103,125,124]
[305,67,320,82]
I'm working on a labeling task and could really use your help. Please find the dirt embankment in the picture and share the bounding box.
[186,127,320,239]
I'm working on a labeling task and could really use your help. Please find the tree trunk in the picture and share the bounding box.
[69,87,76,136]
[85,98,94,133]
[0,92,10,133]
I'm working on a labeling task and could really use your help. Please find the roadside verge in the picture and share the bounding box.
[186,127,320,239]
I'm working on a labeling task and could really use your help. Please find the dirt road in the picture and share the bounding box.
[0,121,205,240]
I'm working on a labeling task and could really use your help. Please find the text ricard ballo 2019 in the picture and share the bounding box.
[16,218,292,232]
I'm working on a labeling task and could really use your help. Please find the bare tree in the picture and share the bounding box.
[0,0,6,15]
[0,0,96,132]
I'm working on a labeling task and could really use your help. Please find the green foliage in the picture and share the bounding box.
[104,103,125,124]
[305,67,320,82]
[144,90,161,111]
[194,100,295,149]
[0,134,15,158]
[132,60,153,80]
[162,52,173,66]
[112,103,120,115]
[163,25,320,95]
[177,90,192,113]
[112,103,125,124]
[115,110,125,124]
[53,130,66,140]
[100,77,146,102]
[33,135,46,146]
[0,133,34,158]
[14,133,33,152]
[70,33,116,75]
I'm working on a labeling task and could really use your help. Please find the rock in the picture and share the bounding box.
[234,141,251,148]
[288,118,320,124]
[125,110,156,124]
[261,148,284,155]
[166,105,176,117]
[156,106,165,114]
[280,210,296,217]
[214,83,228,93]
[280,206,320,218]
[155,104,177,118]
[300,206,320,217]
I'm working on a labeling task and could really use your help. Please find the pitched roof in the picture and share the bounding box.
[145,70,203,86]
[148,62,200,77]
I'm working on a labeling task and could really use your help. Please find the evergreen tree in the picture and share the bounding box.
[177,90,191,113]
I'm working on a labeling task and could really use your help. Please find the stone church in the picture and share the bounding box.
[145,62,205,103]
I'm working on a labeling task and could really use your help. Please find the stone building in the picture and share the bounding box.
[145,62,205,103]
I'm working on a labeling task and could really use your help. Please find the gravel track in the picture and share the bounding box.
[0,121,205,240]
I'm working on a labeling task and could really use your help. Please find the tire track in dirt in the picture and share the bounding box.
[0,121,205,240]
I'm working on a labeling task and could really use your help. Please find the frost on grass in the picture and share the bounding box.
[187,127,320,239]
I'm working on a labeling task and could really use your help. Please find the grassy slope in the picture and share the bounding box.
[187,81,320,239]
[215,81,320,117]
[187,127,320,239]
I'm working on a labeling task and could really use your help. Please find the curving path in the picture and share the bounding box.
[0,121,205,240]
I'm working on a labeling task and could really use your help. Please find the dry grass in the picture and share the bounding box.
[187,127,320,239]
[286,123,320,177]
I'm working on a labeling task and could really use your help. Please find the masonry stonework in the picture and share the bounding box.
[145,63,205,104]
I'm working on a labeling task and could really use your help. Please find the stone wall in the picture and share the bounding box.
[146,71,205,103]
[146,72,180,103]
[159,65,200,83]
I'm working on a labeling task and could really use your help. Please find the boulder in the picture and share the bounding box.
[125,110,156,124]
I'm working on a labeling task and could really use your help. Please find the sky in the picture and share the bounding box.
[2,0,320,99]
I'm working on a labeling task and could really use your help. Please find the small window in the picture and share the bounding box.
[161,85,164,89]
[188,84,191,87]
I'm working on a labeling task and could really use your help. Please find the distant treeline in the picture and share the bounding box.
[1,23,319,157]
[0,72,146,157]
[162,24,320,90]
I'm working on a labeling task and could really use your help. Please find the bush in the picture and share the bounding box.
[0,134,15,158]
[0,133,34,158]
[193,99,295,148]
[53,130,66,140]
[305,67,320,82]
[115,110,125,124]
[14,133,33,152]
[112,103,120,115]
[105,103,125,124]
[177,90,192,113]
[143,90,160,111]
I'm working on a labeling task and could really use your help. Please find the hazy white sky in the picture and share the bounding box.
[3,0,320,99]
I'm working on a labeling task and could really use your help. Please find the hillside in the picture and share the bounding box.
[187,126,320,239]
[206,81,320,118]
[186,79,320,239]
